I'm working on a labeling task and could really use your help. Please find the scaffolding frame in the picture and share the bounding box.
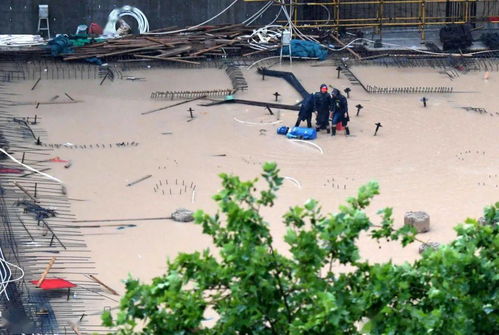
[244,0,499,39]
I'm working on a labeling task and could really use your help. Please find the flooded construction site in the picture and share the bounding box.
[0,0,498,333]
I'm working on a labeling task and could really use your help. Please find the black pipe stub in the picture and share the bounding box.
[344,87,351,98]
[355,104,363,116]
[336,66,342,79]
[421,97,428,107]
[273,92,281,102]
[374,122,383,136]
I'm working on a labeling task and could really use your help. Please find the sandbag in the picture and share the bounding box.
[277,126,289,135]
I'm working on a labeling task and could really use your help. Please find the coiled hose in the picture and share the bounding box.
[104,5,150,36]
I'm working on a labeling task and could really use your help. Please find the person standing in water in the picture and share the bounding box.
[314,84,332,133]
[330,88,350,136]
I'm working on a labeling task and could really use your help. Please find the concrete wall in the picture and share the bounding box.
[0,0,281,36]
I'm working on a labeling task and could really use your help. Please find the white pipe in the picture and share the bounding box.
[0,148,63,184]
[289,139,324,154]
[284,176,302,189]
[233,117,282,126]
[243,1,273,26]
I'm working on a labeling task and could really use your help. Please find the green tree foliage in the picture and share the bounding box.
[103,162,498,334]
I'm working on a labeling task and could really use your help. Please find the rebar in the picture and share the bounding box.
[150,89,233,100]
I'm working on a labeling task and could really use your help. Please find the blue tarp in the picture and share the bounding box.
[286,127,317,140]
[47,35,73,56]
[281,39,328,60]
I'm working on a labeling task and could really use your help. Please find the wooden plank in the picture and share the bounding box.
[156,44,192,57]
[101,43,158,49]
[144,36,175,48]
[64,45,164,60]
[190,40,237,57]
[134,55,200,65]
[37,257,56,287]
[87,274,119,295]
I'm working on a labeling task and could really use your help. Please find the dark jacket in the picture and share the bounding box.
[331,94,348,114]
[298,94,315,119]
[314,92,332,113]
[314,92,332,124]
[331,93,349,124]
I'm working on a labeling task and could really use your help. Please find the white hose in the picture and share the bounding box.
[233,117,282,125]
[243,1,273,26]
[104,6,150,36]
[191,190,196,204]
[0,247,25,300]
[289,139,324,154]
[0,148,63,184]
[145,0,240,35]
[246,55,281,69]
[284,176,302,189]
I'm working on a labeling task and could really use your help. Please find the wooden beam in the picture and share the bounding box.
[64,45,164,60]
[190,40,237,57]
[133,55,200,65]
[87,274,119,296]
[144,36,175,48]
[37,257,56,287]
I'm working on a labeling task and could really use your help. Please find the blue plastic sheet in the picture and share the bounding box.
[281,39,328,60]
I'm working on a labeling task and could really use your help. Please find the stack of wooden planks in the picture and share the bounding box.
[63,24,271,64]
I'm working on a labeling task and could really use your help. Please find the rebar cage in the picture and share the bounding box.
[245,0,499,39]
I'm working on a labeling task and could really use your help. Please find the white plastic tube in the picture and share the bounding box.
[284,176,302,189]
[0,148,63,184]
[289,139,324,154]
[233,117,282,125]
[104,6,150,36]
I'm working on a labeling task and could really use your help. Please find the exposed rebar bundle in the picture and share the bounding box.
[225,63,248,91]
[366,85,454,94]
[151,89,234,100]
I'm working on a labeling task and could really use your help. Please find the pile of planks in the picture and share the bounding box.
[63,24,270,64]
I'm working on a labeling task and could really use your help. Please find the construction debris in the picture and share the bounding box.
[62,24,265,63]
[0,34,45,47]
[16,200,56,220]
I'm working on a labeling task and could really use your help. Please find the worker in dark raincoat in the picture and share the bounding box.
[295,93,315,128]
[330,88,350,136]
[314,84,332,132]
